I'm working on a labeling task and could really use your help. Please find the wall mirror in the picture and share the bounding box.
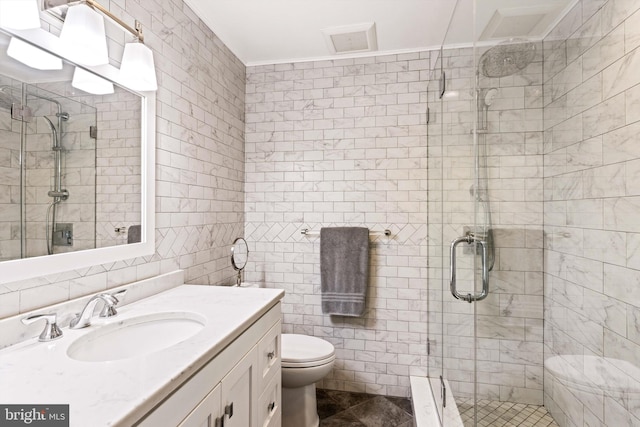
[0,26,155,283]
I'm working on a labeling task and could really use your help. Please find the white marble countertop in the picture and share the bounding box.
[0,285,284,427]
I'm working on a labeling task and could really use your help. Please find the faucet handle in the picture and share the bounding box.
[21,313,63,342]
[99,289,127,318]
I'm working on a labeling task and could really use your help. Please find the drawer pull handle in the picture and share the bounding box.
[268,401,276,412]
[224,402,234,418]
[267,351,275,360]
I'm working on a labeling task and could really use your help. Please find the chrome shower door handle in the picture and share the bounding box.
[449,234,490,303]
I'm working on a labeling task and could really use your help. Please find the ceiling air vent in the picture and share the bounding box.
[322,22,378,55]
[480,5,560,41]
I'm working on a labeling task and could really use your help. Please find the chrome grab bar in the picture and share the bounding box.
[449,233,489,303]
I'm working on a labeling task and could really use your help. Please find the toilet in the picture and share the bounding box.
[281,334,335,427]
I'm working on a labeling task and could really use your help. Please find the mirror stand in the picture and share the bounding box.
[230,237,249,287]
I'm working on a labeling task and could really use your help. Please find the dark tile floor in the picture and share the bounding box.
[317,388,414,427]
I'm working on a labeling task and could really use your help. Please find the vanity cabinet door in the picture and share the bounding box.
[178,383,222,427]
[220,346,259,427]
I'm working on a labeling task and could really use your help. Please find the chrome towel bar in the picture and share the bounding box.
[301,228,391,237]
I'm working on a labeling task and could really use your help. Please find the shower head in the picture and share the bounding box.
[483,88,499,107]
[42,115,55,131]
[479,38,536,78]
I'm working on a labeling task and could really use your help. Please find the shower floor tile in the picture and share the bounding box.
[457,399,559,427]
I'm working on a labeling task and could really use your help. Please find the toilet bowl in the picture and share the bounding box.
[281,334,335,427]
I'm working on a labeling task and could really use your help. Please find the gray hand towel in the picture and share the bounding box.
[320,227,369,316]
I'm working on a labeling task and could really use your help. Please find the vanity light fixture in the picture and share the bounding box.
[59,3,109,66]
[0,0,40,30]
[71,67,114,95]
[7,37,63,70]
[44,0,157,91]
[119,40,157,91]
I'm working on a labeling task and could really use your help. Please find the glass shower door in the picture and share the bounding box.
[426,45,445,425]
[432,1,546,425]
[433,0,494,425]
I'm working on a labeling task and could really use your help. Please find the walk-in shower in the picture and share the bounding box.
[418,22,549,426]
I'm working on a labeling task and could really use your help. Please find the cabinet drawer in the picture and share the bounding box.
[258,369,281,427]
[258,321,281,392]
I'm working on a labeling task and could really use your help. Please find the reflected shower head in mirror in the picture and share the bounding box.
[479,38,536,78]
[41,116,59,149]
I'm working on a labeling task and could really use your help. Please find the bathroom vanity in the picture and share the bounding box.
[0,274,283,427]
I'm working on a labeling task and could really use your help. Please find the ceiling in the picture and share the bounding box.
[184,0,576,66]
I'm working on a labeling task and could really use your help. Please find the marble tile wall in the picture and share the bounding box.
[244,53,432,397]
[428,45,545,405]
[94,89,142,248]
[244,43,545,402]
[543,0,640,426]
[0,0,246,318]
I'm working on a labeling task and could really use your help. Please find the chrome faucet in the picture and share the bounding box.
[22,313,63,342]
[98,289,127,318]
[70,293,119,329]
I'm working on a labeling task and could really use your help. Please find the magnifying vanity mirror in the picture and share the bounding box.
[230,237,249,286]
[0,26,155,283]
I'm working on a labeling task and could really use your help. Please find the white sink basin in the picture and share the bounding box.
[67,312,206,362]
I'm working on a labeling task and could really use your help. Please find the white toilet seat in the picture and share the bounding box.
[282,354,336,368]
[281,334,335,368]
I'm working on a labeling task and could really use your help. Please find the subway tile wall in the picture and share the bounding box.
[0,0,246,318]
[244,54,432,397]
[543,0,640,425]
[94,89,142,248]
[243,44,545,402]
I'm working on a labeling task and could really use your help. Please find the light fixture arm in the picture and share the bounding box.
[43,0,144,42]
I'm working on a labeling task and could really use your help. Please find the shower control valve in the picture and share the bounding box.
[47,189,69,200]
